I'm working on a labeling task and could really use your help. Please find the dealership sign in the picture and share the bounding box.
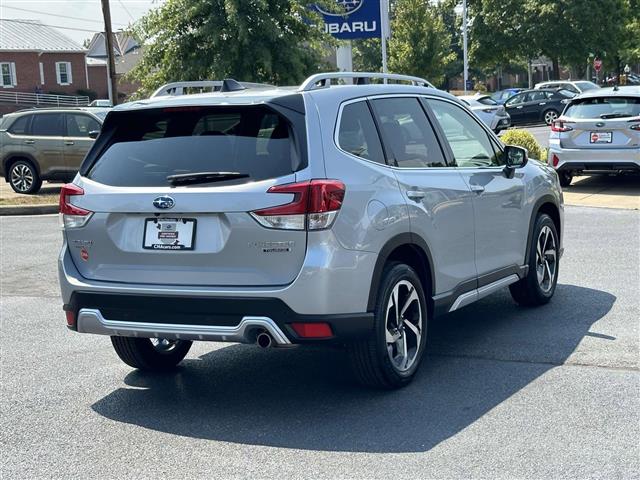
[312,0,382,39]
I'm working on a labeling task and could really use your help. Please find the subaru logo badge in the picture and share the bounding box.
[595,122,605,128]
[153,196,175,209]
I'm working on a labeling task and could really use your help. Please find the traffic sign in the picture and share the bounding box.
[593,59,602,73]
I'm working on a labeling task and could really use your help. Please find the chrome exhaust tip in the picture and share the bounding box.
[256,331,274,349]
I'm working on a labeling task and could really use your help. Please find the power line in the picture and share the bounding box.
[0,18,109,33]
[1,5,128,27]
[117,0,136,22]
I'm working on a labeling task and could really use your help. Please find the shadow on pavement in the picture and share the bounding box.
[92,284,615,453]
[565,175,640,197]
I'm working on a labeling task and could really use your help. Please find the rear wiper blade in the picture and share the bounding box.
[599,113,632,119]
[167,171,249,186]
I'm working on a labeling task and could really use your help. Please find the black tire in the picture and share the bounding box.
[110,336,192,371]
[510,213,559,306]
[8,159,42,194]
[559,171,573,187]
[348,263,428,389]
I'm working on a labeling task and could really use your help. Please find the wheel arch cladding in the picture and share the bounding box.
[367,233,435,312]
[526,196,561,265]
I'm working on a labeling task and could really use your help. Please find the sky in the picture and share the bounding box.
[0,0,164,45]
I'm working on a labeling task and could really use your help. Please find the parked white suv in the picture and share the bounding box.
[535,80,600,94]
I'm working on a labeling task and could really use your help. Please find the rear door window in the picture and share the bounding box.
[370,97,447,168]
[31,113,64,136]
[87,106,299,187]
[337,101,385,164]
[8,115,31,134]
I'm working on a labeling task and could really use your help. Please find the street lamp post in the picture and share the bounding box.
[462,0,468,93]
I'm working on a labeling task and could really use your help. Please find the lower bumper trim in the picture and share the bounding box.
[77,308,292,345]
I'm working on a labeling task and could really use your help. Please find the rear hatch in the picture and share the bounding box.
[559,95,640,149]
[64,102,310,287]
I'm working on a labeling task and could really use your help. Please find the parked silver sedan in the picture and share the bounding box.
[459,94,511,133]
[547,86,640,186]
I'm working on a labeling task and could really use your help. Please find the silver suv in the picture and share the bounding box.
[58,73,564,389]
[548,86,640,186]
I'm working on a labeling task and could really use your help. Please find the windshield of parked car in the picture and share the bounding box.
[87,105,297,187]
[564,96,640,119]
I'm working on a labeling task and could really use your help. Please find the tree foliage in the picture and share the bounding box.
[129,0,331,95]
[388,0,455,86]
[471,0,632,77]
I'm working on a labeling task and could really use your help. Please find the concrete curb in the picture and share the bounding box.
[0,204,58,216]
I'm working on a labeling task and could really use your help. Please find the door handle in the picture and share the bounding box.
[406,190,425,201]
[64,140,75,146]
[538,102,547,105]
[516,106,523,109]
[23,139,35,145]
[470,185,485,194]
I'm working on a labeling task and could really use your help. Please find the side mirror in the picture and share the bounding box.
[88,130,100,139]
[504,145,528,169]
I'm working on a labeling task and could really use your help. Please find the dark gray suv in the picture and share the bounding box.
[0,107,108,193]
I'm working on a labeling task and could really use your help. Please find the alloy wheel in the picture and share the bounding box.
[544,111,558,125]
[10,164,34,192]
[536,225,557,293]
[385,279,423,372]
[150,338,180,353]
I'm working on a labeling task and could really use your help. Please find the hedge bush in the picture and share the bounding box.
[500,129,544,162]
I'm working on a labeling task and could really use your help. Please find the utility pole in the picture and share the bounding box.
[380,0,389,79]
[462,0,468,93]
[101,0,118,105]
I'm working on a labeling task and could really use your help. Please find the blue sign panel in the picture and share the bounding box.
[313,0,381,39]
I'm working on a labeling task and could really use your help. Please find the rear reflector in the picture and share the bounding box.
[250,180,345,231]
[552,154,560,167]
[59,183,93,229]
[65,310,76,327]
[290,322,333,338]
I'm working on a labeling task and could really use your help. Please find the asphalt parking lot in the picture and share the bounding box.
[1,206,638,479]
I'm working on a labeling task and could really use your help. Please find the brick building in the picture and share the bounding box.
[0,19,90,96]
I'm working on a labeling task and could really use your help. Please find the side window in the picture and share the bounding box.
[370,97,446,168]
[66,114,100,137]
[8,115,31,134]
[337,101,385,164]
[31,114,64,136]
[505,94,525,106]
[426,99,503,167]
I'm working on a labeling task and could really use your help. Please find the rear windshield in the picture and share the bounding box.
[87,106,298,187]
[477,96,498,106]
[564,97,640,119]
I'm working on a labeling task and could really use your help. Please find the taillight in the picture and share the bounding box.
[630,124,640,131]
[551,120,573,132]
[551,154,560,167]
[250,180,345,231]
[59,183,93,229]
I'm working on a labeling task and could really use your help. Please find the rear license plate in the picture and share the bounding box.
[143,218,196,250]
[590,131,612,143]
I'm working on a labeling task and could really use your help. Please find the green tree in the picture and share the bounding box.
[129,0,331,95]
[388,0,455,86]
[353,38,382,72]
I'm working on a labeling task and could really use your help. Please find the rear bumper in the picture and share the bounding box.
[548,145,640,174]
[492,114,511,131]
[64,292,374,344]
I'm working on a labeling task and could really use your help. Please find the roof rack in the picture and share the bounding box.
[150,80,273,98]
[299,72,435,91]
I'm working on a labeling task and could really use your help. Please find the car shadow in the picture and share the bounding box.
[564,175,640,197]
[91,284,615,453]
